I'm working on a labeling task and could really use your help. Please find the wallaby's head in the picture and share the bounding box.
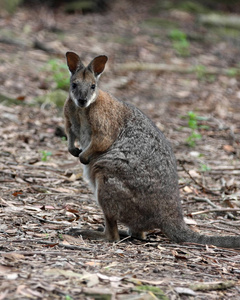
[66,51,108,108]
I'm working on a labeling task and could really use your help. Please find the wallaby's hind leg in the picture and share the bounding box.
[67,215,119,242]
[103,215,120,241]
[128,229,146,240]
[67,227,104,240]
[67,177,120,242]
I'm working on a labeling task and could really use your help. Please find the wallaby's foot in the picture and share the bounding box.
[128,230,146,240]
[67,228,120,242]
[69,147,82,157]
[67,228,105,240]
[117,229,147,241]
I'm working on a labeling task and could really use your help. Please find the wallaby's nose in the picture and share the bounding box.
[78,99,87,107]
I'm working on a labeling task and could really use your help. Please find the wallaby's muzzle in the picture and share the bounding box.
[78,99,87,107]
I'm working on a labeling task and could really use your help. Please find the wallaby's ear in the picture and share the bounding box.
[88,55,108,78]
[66,51,84,74]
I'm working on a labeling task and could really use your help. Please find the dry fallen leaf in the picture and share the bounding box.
[184,217,197,225]
[0,265,12,275]
[183,186,192,193]
[223,145,235,154]
[175,287,196,296]
[2,253,25,262]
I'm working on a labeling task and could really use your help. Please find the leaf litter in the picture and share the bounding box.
[0,1,240,299]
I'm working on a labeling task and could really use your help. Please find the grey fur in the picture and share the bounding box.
[64,53,240,248]
[87,101,240,248]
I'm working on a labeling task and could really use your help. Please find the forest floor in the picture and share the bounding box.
[0,1,240,299]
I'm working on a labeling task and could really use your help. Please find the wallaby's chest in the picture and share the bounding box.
[71,111,92,149]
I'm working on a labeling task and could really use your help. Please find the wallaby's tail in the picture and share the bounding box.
[162,222,240,248]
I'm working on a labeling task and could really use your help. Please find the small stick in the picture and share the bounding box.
[190,280,235,291]
[180,162,219,196]
[192,196,218,208]
[114,235,131,245]
[192,196,236,219]
[0,239,92,251]
[191,208,240,216]
[27,213,71,226]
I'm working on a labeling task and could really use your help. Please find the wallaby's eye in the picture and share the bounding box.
[91,84,96,90]
[72,83,77,89]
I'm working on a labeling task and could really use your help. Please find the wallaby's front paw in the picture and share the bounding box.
[79,153,90,164]
[69,147,82,157]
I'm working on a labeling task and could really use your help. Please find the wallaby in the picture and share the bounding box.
[64,51,240,248]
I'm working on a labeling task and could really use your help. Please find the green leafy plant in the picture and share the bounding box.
[199,163,211,172]
[195,64,207,80]
[178,1,209,14]
[184,111,202,147]
[194,65,216,82]
[40,150,52,162]
[45,59,69,90]
[186,131,202,147]
[226,68,240,77]
[134,285,168,300]
[169,29,190,56]
[1,0,23,14]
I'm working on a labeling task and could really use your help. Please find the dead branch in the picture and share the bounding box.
[210,220,240,228]
[192,196,218,208]
[180,162,219,196]
[199,14,240,29]
[27,213,72,226]
[0,239,92,251]
[192,196,236,219]
[0,250,82,255]
[190,280,236,291]
[191,208,240,216]
[115,62,239,75]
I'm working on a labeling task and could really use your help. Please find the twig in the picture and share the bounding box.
[192,196,236,219]
[0,37,28,47]
[114,235,131,245]
[180,162,219,196]
[116,62,239,75]
[210,220,240,227]
[57,243,92,251]
[190,280,236,291]
[192,196,218,208]
[0,250,81,255]
[191,208,240,216]
[199,13,240,29]
[199,223,240,234]
[27,213,71,226]
[0,239,92,251]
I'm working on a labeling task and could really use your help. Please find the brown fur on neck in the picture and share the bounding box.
[64,89,131,164]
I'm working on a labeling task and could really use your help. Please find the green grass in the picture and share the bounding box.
[169,29,190,56]
[0,0,23,14]
[142,17,178,29]
[149,0,209,15]
[199,164,211,172]
[194,65,216,82]
[182,111,209,147]
[134,285,168,300]
[44,59,69,90]
[40,150,52,162]
[177,1,209,14]
[226,67,240,77]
